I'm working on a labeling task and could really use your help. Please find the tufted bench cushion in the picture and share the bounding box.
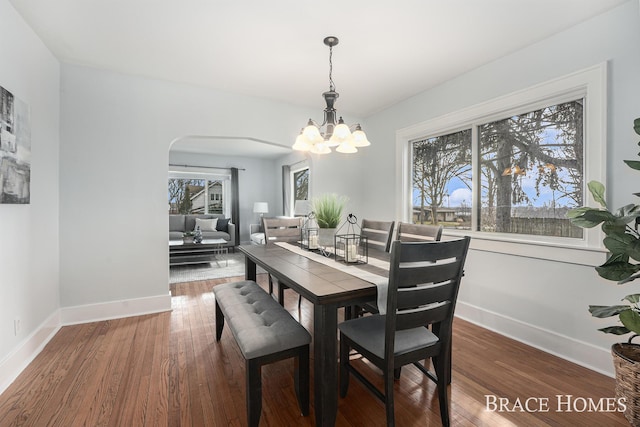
[212,280,310,426]
[213,280,311,358]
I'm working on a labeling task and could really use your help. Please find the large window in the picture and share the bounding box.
[168,173,230,216]
[479,100,583,237]
[411,100,584,239]
[399,64,606,261]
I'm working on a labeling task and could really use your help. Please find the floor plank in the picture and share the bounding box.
[0,274,628,426]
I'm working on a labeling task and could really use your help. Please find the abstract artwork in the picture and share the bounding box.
[0,85,30,204]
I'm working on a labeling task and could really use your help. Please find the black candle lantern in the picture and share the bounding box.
[300,212,320,251]
[334,213,368,264]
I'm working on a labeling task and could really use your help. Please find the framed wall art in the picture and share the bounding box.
[0,85,31,204]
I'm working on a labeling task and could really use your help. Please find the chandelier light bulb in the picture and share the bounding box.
[351,125,371,147]
[310,141,331,155]
[336,141,357,154]
[329,118,352,145]
[302,121,322,143]
[292,132,311,151]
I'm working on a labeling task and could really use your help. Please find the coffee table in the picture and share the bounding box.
[169,238,228,266]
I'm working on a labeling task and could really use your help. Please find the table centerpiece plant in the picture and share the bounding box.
[311,193,348,246]
[568,117,640,425]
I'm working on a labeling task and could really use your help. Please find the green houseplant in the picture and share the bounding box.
[311,193,348,246]
[568,118,640,336]
[568,118,640,425]
[312,193,348,228]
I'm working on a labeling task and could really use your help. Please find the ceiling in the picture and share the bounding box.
[9,0,627,157]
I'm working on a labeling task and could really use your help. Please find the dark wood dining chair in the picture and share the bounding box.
[396,221,443,242]
[361,219,395,253]
[262,217,303,307]
[338,237,471,427]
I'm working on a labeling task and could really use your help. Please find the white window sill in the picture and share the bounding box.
[443,229,607,266]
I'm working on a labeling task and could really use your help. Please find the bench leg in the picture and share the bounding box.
[246,359,262,427]
[215,301,224,341]
[294,345,310,416]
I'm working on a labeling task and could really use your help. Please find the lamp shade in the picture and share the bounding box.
[253,202,269,214]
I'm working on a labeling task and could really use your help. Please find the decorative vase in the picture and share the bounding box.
[318,228,337,247]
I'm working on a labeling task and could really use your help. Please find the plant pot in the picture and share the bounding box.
[318,228,337,247]
[612,342,640,425]
[183,236,195,244]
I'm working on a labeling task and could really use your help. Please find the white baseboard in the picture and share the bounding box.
[0,293,172,396]
[455,301,614,378]
[60,293,172,325]
[0,311,61,395]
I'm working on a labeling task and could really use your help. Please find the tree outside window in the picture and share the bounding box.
[479,100,583,237]
[168,178,224,214]
[411,99,585,238]
[293,168,309,204]
[412,129,472,228]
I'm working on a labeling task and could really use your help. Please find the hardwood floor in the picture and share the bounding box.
[0,274,628,426]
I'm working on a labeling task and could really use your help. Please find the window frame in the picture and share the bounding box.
[290,165,310,216]
[396,63,607,265]
[168,168,232,218]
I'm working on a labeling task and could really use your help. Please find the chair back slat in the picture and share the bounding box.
[395,303,451,331]
[396,281,456,309]
[361,219,395,252]
[262,217,302,245]
[396,222,443,243]
[397,261,463,289]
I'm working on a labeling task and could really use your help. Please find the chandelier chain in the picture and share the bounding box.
[328,44,335,92]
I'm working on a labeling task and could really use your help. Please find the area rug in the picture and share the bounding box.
[169,252,249,284]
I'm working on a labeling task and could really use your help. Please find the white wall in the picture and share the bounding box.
[168,150,281,243]
[0,0,60,387]
[59,64,328,309]
[360,0,640,375]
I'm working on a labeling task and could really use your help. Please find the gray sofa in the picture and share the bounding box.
[169,214,236,248]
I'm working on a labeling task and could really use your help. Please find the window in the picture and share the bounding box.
[412,129,472,228]
[291,166,310,215]
[168,171,231,216]
[397,64,606,263]
[478,101,583,237]
[411,100,584,239]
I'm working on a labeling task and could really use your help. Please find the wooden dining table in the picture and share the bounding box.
[238,243,388,427]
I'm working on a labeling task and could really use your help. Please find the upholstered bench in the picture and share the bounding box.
[212,280,311,427]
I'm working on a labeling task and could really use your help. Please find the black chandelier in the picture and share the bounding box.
[292,36,371,154]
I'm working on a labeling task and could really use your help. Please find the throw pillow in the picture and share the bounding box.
[195,217,218,232]
[216,218,230,232]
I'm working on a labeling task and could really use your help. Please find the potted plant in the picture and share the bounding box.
[311,193,348,246]
[568,117,640,425]
[182,230,196,244]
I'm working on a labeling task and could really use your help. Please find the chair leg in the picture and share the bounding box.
[384,366,396,427]
[339,336,350,398]
[215,302,224,341]
[268,274,274,295]
[246,359,262,427]
[297,294,302,308]
[294,345,310,416]
[434,356,450,427]
[393,367,401,380]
